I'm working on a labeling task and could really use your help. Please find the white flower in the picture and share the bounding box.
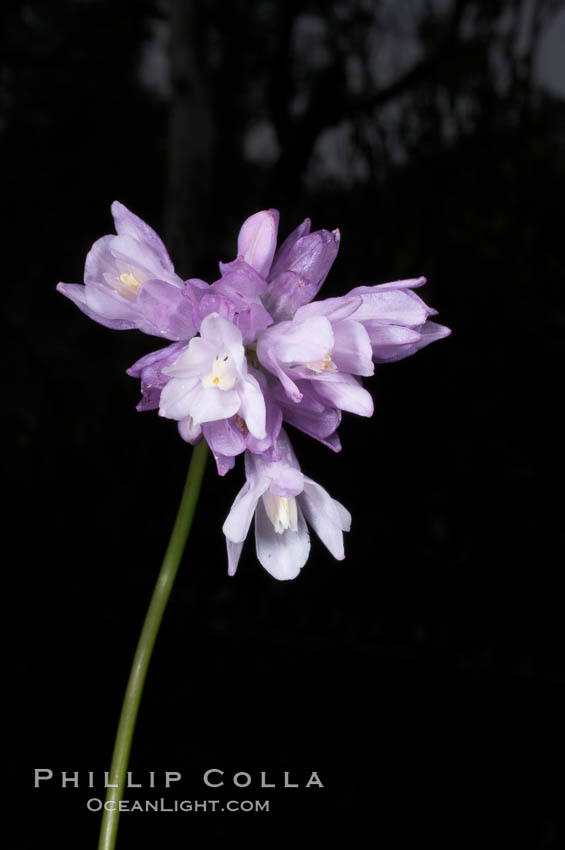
[159,313,267,438]
[222,431,351,580]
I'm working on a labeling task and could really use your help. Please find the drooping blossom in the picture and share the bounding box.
[58,202,450,579]
[222,431,351,580]
[57,202,196,341]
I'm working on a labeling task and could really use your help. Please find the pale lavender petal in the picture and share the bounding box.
[84,281,141,322]
[214,453,236,476]
[372,320,451,363]
[158,376,202,420]
[236,209,280,279]
[273,382,342,447]
[111,200,175,273]
[56,282,137,330]
[236,302,274,345]
[349,276,427,293]
[312,374,374,417]
[268,218,311,281]
[293,295,363,323]
[267,465,305,498]
[299,478,350,560]
[267,229,340,314]
[347,288,430,326]
[245,369,282,454]
[127,341,187,379]
[134,384,162,411]
[162,336,215,379]
[185,384,241,426]
[237,373,267,440]
[216,260,268,297]
[137,278,197,340]
[266,361,302,403]
[178,416,202,443]
[273,428,301,470]
[334,500,352,531]
[193,292,238,330]
[364,323,422,348]
[211,262,273,342]
[256,324,302,402]
[246,396,282,454]
[281,400,342,442]
[110,233,181,287]
[255,499,310,580]
[223,473,270,544]
[258,316,334,366]
[83,235,119,287]
[202,419,247,458]
[330,320,374,376]
[127,341,186,410]
[200,313,244,363]
[262,271,302,321]
[316,431,342,453]
[227,539,244,577]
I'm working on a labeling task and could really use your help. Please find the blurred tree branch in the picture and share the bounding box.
[271,0,471,196]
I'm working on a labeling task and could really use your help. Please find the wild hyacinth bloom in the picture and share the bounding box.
[57,202,196,341]
[59,202,450,579]
[159,312,266,442]
[223,431,351,580]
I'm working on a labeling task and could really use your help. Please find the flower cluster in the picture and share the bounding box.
[58,203,449,580]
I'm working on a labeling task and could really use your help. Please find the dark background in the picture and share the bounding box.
[5,0,565,847]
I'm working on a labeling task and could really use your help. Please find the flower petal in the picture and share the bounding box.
[331,320,374,376]
[293,295,363,323]
[158,377,202,420]
[268,217,311,281]
[237,374,267,440]
[84,281,141,322]
[200,313,244,367]
[162,336,215,379]
[371,320,451,362]
[347,287,430,326]
[83,235,119,287]
[186,384,241,426]
[312,373,374,417]
[255,498,310,580]
[111,200,175,274]
[178,416,202,444]
[227,539,244,577]
[202,419,247,458]
[57,282,137,330]
[299,478,350,560]
[223,470,269,544]
[137,278,197,341]
[236,209,280,279]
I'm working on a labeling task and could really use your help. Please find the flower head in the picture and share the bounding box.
[59,202,450,579]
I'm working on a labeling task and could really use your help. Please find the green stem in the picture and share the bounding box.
[97,440,209,850]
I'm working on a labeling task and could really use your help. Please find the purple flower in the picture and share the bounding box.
[200,369,282,476]
[343,277,451,361]
[158,313,267,441]
[222,431,351,580]
[126,341,187,412]
[255,295,374,418]
[57,201,196,341]
[191,259,273,344]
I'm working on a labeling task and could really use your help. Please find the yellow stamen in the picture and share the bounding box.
[119,272,142,293]
[201,357,237,391]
